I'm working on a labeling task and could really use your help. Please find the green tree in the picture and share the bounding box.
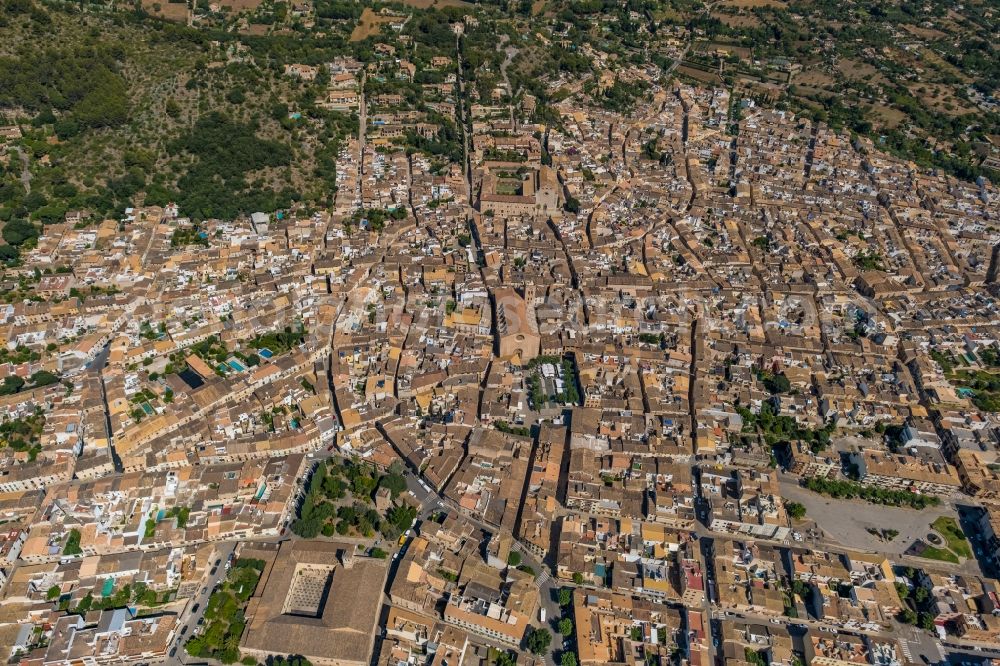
[558,618,574,636]
[379,471,407,499]
[507,551,522,567]
[762,372,791,394]
[270,658,313,666]
[525,627,552,655]
[166,112,294,220]
[291,515,322,538]
[2,219,39,247]
[918,612,935,631]
[495,651,517,666]
[0,375,25,395]
[558,588,573,606]
[322,474,347,499]
[30,370,60,387]
[525,629,552,655]
[785,501,807,520]
[217,647,240,664]
[75,592,94,613]
[63,528,82,555]
[561,653,578,666]
[572,572,584,585]
[386,504,418,533]
[745,649,767,666]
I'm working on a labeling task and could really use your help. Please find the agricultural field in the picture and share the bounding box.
[677,64,723,85]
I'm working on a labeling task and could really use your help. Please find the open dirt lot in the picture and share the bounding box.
[901,23,948,39]
[241,23,271,35]
[349,0,472,41]
[350,7,397,42]
[909,82,976,116]
[836,58,888,84]
[142,0,187,23]
[716,0,786,7]
[220,0,264,12]
[713,12,761,28]
[399,0,472,8]
[794,69,836,89]
[779,477,956,556]
[870,104,908,129]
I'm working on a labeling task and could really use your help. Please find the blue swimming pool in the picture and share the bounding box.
[228,360,246,372]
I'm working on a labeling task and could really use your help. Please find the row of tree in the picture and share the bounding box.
[802,476,940,509]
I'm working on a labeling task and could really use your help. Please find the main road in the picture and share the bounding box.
[162,541,238,665]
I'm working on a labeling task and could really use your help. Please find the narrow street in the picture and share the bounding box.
[357,71,367,197]
[455,30,474,207]
[14,145,31,195]
[498,39,518,126]
[688,318,700,453]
